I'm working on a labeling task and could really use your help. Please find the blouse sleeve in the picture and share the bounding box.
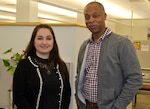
[61,64,71,109]
[13,59,32,109]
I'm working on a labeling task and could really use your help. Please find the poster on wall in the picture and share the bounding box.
[133,41,141,51]
[141,44,149,51]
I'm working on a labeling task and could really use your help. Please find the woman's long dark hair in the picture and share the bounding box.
[25,24,69,79]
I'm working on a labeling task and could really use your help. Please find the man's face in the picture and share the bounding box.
[84,3,106,34]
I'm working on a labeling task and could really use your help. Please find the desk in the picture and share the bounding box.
[134,68,150,107]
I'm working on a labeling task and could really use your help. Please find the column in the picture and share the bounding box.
[77,12,85,26]
[16,0,38,22]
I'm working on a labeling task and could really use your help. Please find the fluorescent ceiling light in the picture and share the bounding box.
[97,0,141,18]
[0,6,16,13]
[3,0,16,4]
[0,15,15,20]
[38,13,75,23]
[104,2,140,18]
[77,0,94,5]
[38,3,77,18]
[0,0,143,22]
[39,19,62,24]
[38,13,58,19]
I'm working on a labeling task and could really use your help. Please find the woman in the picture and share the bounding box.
[13,24,71,109]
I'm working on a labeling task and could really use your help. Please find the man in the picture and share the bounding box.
[75,1,142,109]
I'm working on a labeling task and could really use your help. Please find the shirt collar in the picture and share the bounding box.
[89,27,112,43]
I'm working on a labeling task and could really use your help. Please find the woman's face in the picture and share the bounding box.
[34,28,54,59]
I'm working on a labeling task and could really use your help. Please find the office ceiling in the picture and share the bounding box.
[0,0,150,24]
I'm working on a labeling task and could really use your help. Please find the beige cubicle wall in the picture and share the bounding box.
[0,60,13,109]
[115,19,150,41]
[133,40,150,68]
